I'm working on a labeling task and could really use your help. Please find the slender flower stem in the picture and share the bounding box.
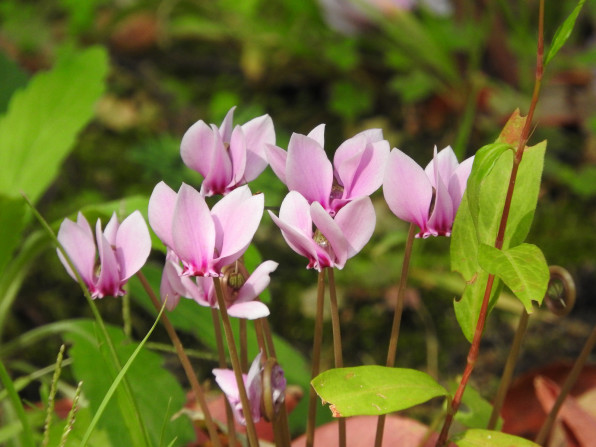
[436,2,544,444]
[137,272,222,447]
[327,268,346,447]
[240,319,248,372]
[488,309,530,430]
[25,196,151,446]
[374,223,417,447]
[211,308,238,447]
[535,324,596,445]
[255,318,268,358]
[306,269,327,447]
[263,318,277,357]
[213,276,260,447]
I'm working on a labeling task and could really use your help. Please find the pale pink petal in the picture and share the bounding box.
[235,260,278,304]
[227,301,270,319]
[228,125,247,187]
[334,196,376,259]
[219,106,236,143]
[425,145,458,189]
[211,186,264,269]
[427,173,454,237]
[76,212,93,238]
[95,229,122,298]
[383,148,432,232]
[201,126,233,196]
[213,369,241,401]
[115,211,151,281]
[103,213,119,246]
[160,261,183,310]
[311,202,348,269]
[334,137,390,200]
[448,155,474,213]
[286,133,333,209]
[307,124,326,147]
[265,144,288,184]
[180,120,215,177]
[278,191,313,237]
[242,114,275,181]
[355,128,384,143]
[269,210,322,269]
[172,184,216,276]
[148,181,177,248]
[57,218,96,286]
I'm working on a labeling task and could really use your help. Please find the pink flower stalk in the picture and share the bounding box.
[268,191,376,271]
[181,106,275,196]
[57,211,151,299]
[213,353,264,425]
[266,125,390,216]
[148,182,264,277]
[160,258,276,319]
[383,145,474,238]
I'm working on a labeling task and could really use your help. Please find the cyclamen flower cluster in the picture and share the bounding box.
[56,105,474,426]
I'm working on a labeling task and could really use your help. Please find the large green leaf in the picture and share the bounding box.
[452,383,502,430]
[451,112,546,341]
[0,46,108,203]
[64,320,195,447]
[0,195,27,275]
[311,366,447,417]
[451,429,540,446]
[478,243,549,313]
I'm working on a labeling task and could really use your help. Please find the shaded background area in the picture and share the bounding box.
[1,0,596,441]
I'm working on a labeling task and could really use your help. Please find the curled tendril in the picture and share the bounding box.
[261,357,286,422]
[544,265,576,317]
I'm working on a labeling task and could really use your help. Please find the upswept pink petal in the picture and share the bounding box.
[334,196,376,259]
[103,213,119,246]
[201,125,233,196]
[310,202,349,269]
[95,228,122,298]
[426,173,454,237]
[76,212,93,238]
[383,148,433,232]
[172,184,216,276]
[193,276,214,307]
[180,120,215,177]
[148,181,177,248]
[228,301,270,319]
[115,210,151,281]
[278,190,313,237]
[228,126,247,187]
[211,186,264,269]
[160,261,184,310]
[235,260,278,304]
[307,124,326,148]
[268,210,321,268]
[219,106,236,143]
[213,369,241,400]
[57,218,97,286]
[355,128,384,143]
[286,133,333,210]
[242,114,275,181]
[424,146,458,189]
[265,144,288,184]
[448,155,474,213]
[334,137,390,200]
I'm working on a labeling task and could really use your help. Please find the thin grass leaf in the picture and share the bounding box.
[79,302,166,446]
[0,358,36,447]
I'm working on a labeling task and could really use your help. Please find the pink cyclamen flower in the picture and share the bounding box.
[213,353,264,425]
[57,211,151,299]
[160,258,276,319]
[148,182,264,277]
[269,191,376,271]
[181,106,275,196]
[383,145,474,238]
[266,125,390,216]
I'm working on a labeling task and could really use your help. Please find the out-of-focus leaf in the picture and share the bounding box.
[478,243,549,313]
[329,80,372,121]
[0,195,27,274]
[0,46,108,203]
[64,320,194,447]
[389,70,439,103]
[312,366,447,417]
[545,0,587,66]
[452,383,502,430]
[451,429,540,446]
[0,51,28,114]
